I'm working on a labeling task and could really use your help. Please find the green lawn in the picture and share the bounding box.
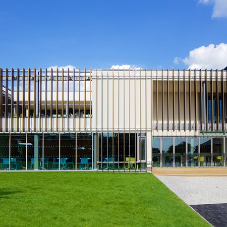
[0,173,209,227]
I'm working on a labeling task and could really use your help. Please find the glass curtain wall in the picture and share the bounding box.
[60,134,76,170]
[11,134,26,170]
[0,134,9,170]
[44,134,59,170]
[97,133,137,170]
[188,138,199,167]
[127,133,136,170]
[138,136,146,170]
[152,137,160,167]
[27,134,42,170]
[175,138,186,167]
[162,138,173,167]
[200,138,211,166]
[77,133,92,170]
[213,138,224,166]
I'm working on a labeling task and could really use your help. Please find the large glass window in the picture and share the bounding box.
[162,138,173,167]
[60,134,76,170]
[175,138,186,167]
[188,138,199,167]
[44,134,59,170]
[152,137,160,167]
[213,138,224,166]
[27,134,42,170]
[11,134,26,170]
[97,133,137,170]
[77,133,92,170]
[200,138,211,166]
[0,134,9,170]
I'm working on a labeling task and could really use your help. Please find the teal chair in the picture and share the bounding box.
[11,158,17,170]
[60,158,67,170]
[66,159,74,170]
[103,157,115,170]
[52,158,59,170]
[2,158,17,170]
[3,158,10,170]
[30,158,34,170]
[39,158,49,170]
[79,158,90,170]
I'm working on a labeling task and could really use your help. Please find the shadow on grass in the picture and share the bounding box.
[0,188,22,199]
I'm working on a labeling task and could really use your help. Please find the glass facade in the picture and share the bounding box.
[162,138,173,167]
[11,134,26,170]
[152,137,225,168]
[97,133,138,170]
[0,134,9,170]
[200,138,211,166]
[175,138,186,167]
[152,138,160,167]
[1,134,227,171]
[213,138,224,166]
[188,138,199,167]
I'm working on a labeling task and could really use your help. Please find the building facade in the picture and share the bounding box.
[0,68,226,171]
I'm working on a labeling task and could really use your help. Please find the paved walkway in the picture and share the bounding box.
[155,176,227,227]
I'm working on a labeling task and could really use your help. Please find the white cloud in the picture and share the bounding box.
[181,43,227,69]
[199,0,227,18]
[111,64,142,70]
[199,0,210,4]
[174,57,181,65]
[48,65,76,71]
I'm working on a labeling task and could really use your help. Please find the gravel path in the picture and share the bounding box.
[155,176,227,205]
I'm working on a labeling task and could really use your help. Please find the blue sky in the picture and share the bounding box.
[0,0,227,70]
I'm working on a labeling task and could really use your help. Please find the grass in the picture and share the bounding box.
[0,172,209,227]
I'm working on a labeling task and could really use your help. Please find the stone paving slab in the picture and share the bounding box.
[191,203,227,227]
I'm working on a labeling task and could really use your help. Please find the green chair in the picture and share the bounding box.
[126,157,136,169]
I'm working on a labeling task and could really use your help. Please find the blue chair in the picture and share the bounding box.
[79,158,90,170]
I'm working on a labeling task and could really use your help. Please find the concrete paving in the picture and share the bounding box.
[155,176,227,227]
[155,176,227,205]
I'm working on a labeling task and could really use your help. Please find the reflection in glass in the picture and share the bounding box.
[44,134,59,170]
[0,134,9,170]
[200,138,211,166]
[60,134,76,170]
[11,134,26,170]
[152,138,160,167]
[213,138,224,166]
[188,138,199,167]
[27,134,42,170]
[97,133,137,170]
[175,138,186,167]
[77,133,92,170]
[162,138,173,167]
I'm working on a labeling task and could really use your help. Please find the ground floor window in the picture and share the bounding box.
[0,132,146,171]
[152,137,226,167]
[96,133,146,170]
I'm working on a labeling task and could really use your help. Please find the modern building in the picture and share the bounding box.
[0,68,227,171]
